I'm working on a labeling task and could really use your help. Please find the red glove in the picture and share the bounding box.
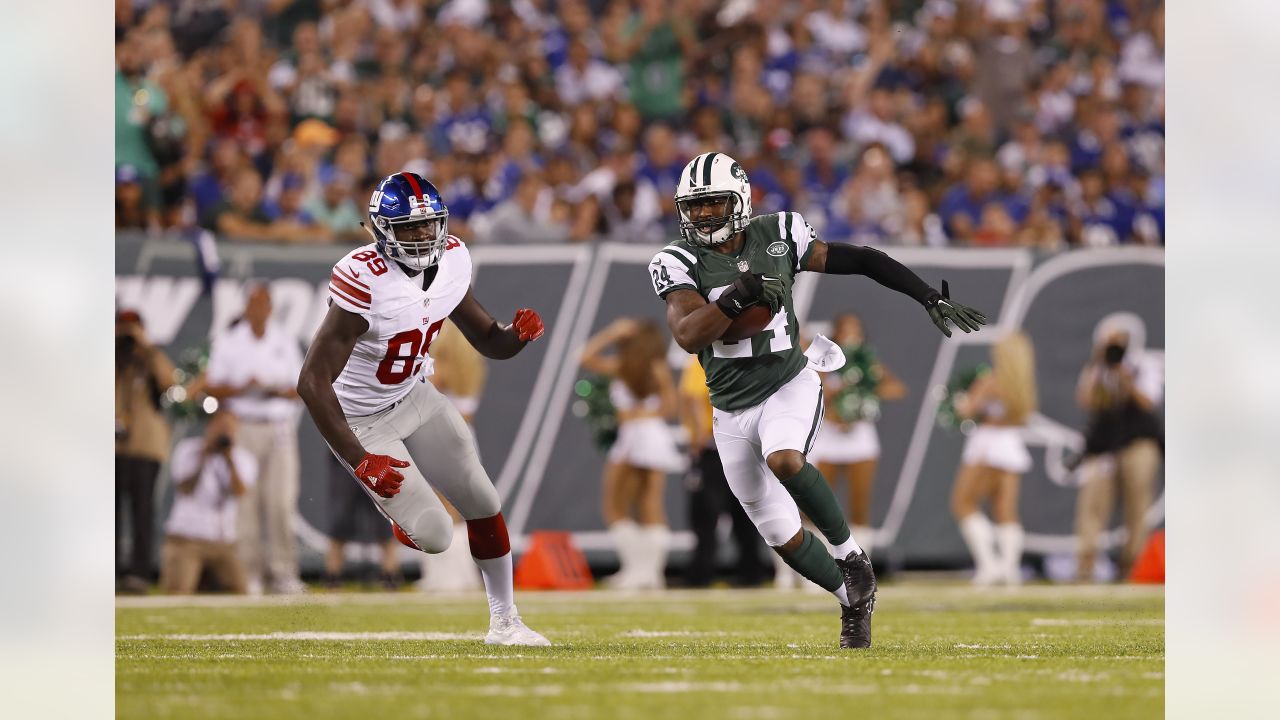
[353,453,409,498]
[512,308,545,342]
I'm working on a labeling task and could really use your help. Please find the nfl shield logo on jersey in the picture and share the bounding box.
[737,260,750,272]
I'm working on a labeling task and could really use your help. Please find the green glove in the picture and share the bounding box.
[925,280,988,337]
[760,275,785,314]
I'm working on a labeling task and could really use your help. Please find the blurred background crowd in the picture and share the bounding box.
[115,0,1165,249]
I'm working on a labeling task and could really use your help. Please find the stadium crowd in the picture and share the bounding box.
[115,0,1164,248]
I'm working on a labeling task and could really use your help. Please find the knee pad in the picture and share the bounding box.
[755,515,802,548]
[740,487,801,548]
[401,507,453,554]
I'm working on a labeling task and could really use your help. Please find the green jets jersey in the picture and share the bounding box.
[650,212,819,411]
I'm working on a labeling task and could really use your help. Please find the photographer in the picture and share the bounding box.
[159,411,257,595]
[1074,321,1164,581]
[115,309,175,593]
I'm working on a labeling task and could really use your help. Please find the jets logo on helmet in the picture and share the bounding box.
[367,172,450,271]
[675,152,753,247]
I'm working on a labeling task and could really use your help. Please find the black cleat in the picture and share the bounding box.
[836,550,877,649]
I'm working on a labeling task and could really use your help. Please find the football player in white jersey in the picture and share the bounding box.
[298,172,549,646]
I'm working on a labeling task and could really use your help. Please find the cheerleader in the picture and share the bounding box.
[951,331,1038,586]
[809,313,906,558]
[415,320,486,592]
[581,318,682,589]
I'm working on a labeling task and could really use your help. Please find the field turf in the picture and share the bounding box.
[117,583,1163,719]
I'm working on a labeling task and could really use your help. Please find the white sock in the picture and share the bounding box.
[831,532,862,560]
[852,525,874,560]
[959,513,998,580]
[831,583,850,607]
[609,520,639,579]
[641,525,670,587]
[473,553,516,618]
[996,523,1024,584]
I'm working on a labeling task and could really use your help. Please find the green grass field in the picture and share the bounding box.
[117,583,1163,719]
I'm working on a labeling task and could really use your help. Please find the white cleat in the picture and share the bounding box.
[484,614,551,646]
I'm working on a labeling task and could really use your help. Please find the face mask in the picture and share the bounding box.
[1103,343,1127,365]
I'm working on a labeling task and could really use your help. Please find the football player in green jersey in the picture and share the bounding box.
[650,152,987,648]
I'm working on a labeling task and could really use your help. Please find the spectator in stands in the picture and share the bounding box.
[477,171,570,244]
[263,172,333,242]
[636,123,685,219]
[201,166,286,242]
[948,97,999,163]
[305,171,365,242]
[599,180,664,245]
[1074,316,1164,582]
[938,157,1000,244]
[799,126,850,232]
[972,203,1017,247]
[112,0,1163,249]
[1127,167,1164,246]
[611,0,695,122]
[1016,191,1068,250]
[845,85,915,166]
[115,30,168,231]
[116,166,149,231]
[972,5,1038,136]
[188,139,249,228]
[1070,168,1133,246]
[828,143,903,244]
[159,410,256,595]
[204,283,305,595]
[556,37,624,106]
[116,309,175,593]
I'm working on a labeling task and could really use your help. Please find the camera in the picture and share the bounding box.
[1103,343,1127,366]
[116,334,137,358]
[211,435,233,451]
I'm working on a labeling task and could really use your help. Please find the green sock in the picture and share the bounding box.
[780,463,852,547]
[774,529,843,592]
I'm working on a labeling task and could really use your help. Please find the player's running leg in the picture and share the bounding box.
[760,372,865,559]
[333,404,455,555]
[714,430,833,592]
[403,384,550,647]
[714,408,870,647]
[758,369,875,648]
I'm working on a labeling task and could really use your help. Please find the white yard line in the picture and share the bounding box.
[115,583,1164,609]
[119,631,481,642]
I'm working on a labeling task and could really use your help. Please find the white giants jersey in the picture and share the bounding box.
[327,237,472,417]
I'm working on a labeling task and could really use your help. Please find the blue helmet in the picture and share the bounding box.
[367,172,450,271]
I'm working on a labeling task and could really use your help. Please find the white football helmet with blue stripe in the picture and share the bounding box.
[674,151,752,247]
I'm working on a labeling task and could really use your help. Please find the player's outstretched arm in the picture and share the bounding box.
[664,289,734,354]
[450,287,544,359]
[297,304,372,468]
[804,240,988,337]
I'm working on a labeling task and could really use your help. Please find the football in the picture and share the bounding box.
[720,304,774,341]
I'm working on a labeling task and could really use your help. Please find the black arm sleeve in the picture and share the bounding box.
[824,244,936,305]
